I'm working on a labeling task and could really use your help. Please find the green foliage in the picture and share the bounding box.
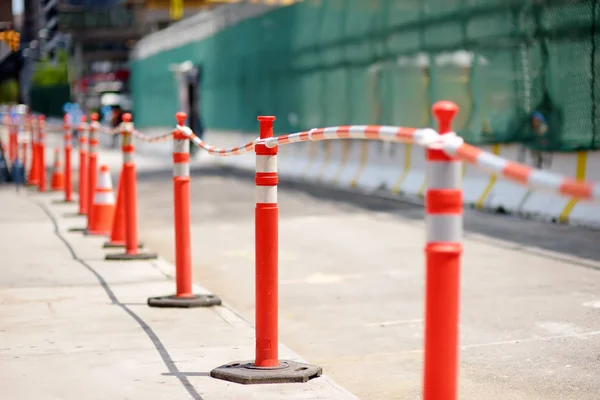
[0,80,19,103]
[30,50,70,88]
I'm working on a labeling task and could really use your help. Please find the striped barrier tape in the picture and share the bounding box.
[443,137,600,203]
[8,115,600,202]
[97,124,174,143]
[178,125,256,156]
[177,123,599,203]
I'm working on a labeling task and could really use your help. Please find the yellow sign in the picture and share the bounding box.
[170,0,184,20]
[0,30,20,52]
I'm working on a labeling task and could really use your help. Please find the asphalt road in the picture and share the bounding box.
[127,164,600,399]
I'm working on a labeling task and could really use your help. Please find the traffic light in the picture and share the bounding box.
[9,31,20,52]
[0,30,20,52]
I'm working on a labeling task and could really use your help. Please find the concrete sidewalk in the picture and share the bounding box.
[0,187,360,400]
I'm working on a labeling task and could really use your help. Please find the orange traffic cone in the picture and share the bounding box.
[50,147,65,191]
[86,165,115,236]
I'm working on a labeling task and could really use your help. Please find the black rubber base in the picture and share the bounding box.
[51,199,75,205]
[147,294,222,308]
[103,241,144,249]
[210,360,322,384]
[63,212,84,218]
[83,230,109,237]
[105,251,158,261]
[68,227,87,232]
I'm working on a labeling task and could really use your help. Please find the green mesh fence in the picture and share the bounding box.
[131,0,600,151]
[29,84,72,118]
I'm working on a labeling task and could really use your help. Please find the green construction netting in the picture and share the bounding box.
[29,84,72,118]
[131,0,600,151]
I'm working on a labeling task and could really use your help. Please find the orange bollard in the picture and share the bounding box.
[21,140,27,174]
[37,115,46,193]
[103,169,125,245]
[77,116,88,215]
[50,147,65,191]
[63,114,74,203]
[210,116,322,384]
[85,113,100,233]
[102,171,144,249]
[105,113,157,261]
[27,116,39,187]
[9,115,17,163]
[147,112,221,308]
[86,165,116,236]
[1,114,8,160]
[422,101,463,400]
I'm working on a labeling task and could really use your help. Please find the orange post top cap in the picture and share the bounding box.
[257,116,276,122]
[122,113,132,123]
[91,113,99,121]
[431,101,459,122]
[80,115,87,122]
[100,165,110,173]
[175,112,187,126]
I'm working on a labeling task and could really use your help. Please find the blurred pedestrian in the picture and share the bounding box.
[110,105,124,149]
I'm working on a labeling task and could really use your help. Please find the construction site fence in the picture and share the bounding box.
[131,0,600,153]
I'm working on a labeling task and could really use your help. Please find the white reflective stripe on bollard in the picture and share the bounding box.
[256,155,277,173]
[256,186,278,204]
[173,138,188,154]
[425,214,462,243]
[173,163,189,177]
[427,161,462,189]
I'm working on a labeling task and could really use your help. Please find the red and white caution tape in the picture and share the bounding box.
[98,124,174,143]
[178,125,256,156]
[172,123,600,202]
[441,137,600,202]
[262,125,427,147]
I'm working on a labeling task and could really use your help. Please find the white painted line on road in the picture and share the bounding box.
[365,319,424,328]
[280,272,365,285]
[461,330,600,350]
[583,301,600,309]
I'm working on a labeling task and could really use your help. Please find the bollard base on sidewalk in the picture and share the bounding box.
[103,241,144,249]
[83,230,110,237]
[68,226,87,232]
[210,360,322,385]
[51,199,76,205]
[63,212,84,218]
[147,294,222,308]
[105,251,158,261]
